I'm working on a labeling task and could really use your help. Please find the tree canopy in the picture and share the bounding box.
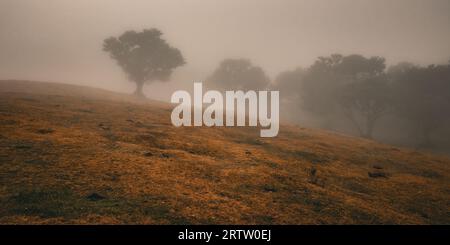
[103,29,185,97]
[206,58,270,91]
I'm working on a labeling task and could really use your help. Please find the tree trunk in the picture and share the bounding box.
[342,108,364,137]
[134,82,145,98]
[363,118,375,139]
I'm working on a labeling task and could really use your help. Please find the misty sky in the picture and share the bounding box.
[1,0,449,100]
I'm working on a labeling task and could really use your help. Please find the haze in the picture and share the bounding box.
[1,0,449,100]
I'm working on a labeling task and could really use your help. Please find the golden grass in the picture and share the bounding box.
[0,80,449,224]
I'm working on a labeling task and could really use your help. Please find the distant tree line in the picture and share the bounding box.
[206,55,450,153]
[103,29,450,153]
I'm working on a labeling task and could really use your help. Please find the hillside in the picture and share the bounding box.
[0,80,449,224]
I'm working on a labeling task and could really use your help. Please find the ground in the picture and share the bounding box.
[0,80,449,224]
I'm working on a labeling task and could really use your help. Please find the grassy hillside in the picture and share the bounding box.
[0,80,449,224]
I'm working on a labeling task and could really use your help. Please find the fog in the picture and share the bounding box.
[1,0,449,101]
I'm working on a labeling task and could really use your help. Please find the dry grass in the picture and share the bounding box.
[0,80,449,224]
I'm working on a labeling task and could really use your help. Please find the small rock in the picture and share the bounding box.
[263,186,277,192]
[143,151,153,157]
[86,193,106,201]
[14,143,33,149]
[161,153,170,158]
[245,150,251,155]
[37,128,54,134]
[372,165,383,170]
[98,123,110,130]
[368,171,388,178]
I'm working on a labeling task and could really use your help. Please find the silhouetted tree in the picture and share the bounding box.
[338,74,392,138]
[299,55,347,128]
[274,67,305,100]
[103,29,185,97]
[391,63,450,147]
[273,67,306,122]
[300,54,389,137]
[335,54,385,76]
[206,59,270,91]
[387,62,417,80]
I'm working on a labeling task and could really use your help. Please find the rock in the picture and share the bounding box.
[245,150,251,155]
[263,186,277,192]
[308,167,320,185]
[98,123,110,130]
[143,151,153,157]
[37,128,54,134]
[86,193,106,201]
[372,165,383,170]
[368,171,388,178]
[14,142,33,149]
[161,153,170,158]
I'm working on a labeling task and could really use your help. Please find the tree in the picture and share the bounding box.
[103,29,185,97]
[273,67,306,122]
[299,54,389,137]
[274,67,305,100]
[390,63,450,147]
[386,62,417,80]
[338,74,391,139]
[300,55,348,127]
[206,59,270,91]
[336,54,385,76]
